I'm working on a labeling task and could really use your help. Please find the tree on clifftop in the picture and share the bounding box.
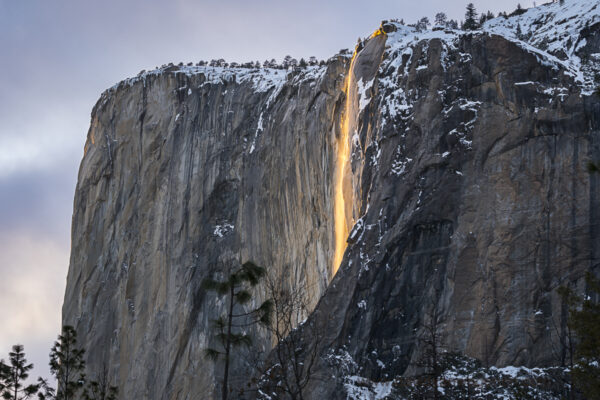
[463,3,479,30]
[416,17,430,32]
[203,261,273,400]
[434,12,447,27]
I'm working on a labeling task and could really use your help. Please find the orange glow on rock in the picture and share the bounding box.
[333,51,358,275]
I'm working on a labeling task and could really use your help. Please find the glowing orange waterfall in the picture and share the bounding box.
[333,51,359,275]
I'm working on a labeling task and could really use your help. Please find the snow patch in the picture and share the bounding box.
[249,112,264,154]
[213,223,234,238]
[344,376,393,400]
[357,77,375,113]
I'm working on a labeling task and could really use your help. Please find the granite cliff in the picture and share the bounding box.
[63,0,600,398]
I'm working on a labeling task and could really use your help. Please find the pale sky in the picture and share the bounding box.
[0,0,530,382]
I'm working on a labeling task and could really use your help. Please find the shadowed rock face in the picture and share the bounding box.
[64,6,600,400]
[297,27,600,399]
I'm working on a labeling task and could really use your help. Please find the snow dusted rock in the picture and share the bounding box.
[283,4,600,399]
[483,0,600,95]
[63,1,600,399]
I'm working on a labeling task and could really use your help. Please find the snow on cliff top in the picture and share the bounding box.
[103,0,598,101]
[382,0,599,94]
[106,65,289,95]
[102,64,327,104]
[484,0,599,93]
[483,0,599,56]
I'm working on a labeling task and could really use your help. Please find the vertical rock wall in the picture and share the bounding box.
[63,62,348,399]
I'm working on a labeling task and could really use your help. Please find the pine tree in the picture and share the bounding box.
[258,277,327,400]
[568,273,600,398]
[203,261,273,400]
[414,308,444,400]
[83,364,117,400]
[282,55,293,69]
[434,12,447,27]
[416,17,430,32]
[0,345,39,400]
[49,326,86,400]
[516,23,523,39]
[0,361,7,395]
[463,3,479,30]
[83,381,116,400]
[36,378,55,400]
[478,10,494,24]
[510,3,527,16]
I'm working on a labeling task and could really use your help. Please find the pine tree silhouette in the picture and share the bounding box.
[49,326,85,400]
[0,345,39,400]
[463,3,479,30]
[203,261,273,400]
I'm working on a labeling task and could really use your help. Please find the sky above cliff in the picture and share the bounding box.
[0,0,532,381]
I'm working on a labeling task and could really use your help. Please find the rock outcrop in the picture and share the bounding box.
[63,0,600,398]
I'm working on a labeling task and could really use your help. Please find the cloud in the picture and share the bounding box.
[0,161,77,239]
[0,232,66,338]
[0,108,86,178]
[0,231,68,381]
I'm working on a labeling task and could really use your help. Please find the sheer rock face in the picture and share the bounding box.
[63,4,600,400]
[63,62,348,399]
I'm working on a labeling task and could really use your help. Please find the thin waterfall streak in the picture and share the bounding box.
[333,51,358,275]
